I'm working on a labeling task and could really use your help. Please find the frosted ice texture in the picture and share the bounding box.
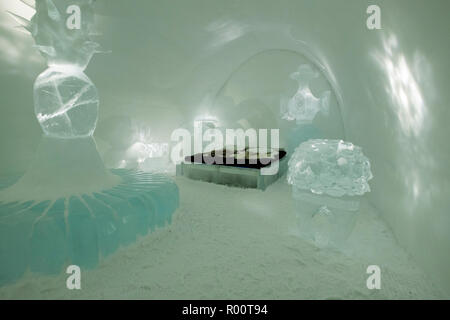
[34,68,99,137]
[287,139,373,197]
[281,64,330,123]
[0,170,179,285]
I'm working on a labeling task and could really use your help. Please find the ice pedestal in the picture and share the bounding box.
[287,139,373,248]
[0,137,179,286]
[292,187,360,247]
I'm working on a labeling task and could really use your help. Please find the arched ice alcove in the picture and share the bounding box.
[0,0,449,298]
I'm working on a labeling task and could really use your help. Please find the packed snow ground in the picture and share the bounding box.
[0,176,444,299]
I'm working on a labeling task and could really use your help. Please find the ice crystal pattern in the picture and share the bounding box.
[287,139,373,197]
[34,68,99,137]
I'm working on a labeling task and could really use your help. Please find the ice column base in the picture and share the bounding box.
[0,169,179,286]
[293,187,360,248]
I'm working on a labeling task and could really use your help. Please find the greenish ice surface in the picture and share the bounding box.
[0,169,179,286]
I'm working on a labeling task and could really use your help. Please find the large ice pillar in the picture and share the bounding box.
[0,0,179,286]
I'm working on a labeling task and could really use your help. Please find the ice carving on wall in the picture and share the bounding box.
[288,139,373,197]
[281,64,331,124]
[11,0,101,137]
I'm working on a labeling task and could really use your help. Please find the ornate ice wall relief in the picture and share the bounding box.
[281,64,331,124]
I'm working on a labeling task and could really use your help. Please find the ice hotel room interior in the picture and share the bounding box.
[0,0,449,303]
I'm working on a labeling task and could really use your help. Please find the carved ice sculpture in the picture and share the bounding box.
[287,139,373,248]
[12,0,101,137]
[281,64,331,124]
[34,67,99,137]
[288,139,373,197]
[0,0,179,285]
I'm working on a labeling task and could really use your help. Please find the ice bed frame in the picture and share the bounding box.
[176,148,288,190]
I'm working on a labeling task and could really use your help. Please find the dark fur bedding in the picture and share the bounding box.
[185,147,287,169]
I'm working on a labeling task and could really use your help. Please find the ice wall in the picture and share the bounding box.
[0,0,449,294]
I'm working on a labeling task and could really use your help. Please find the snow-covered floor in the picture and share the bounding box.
[0,176,444,299]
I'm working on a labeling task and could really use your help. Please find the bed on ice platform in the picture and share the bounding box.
[176,147,288,190]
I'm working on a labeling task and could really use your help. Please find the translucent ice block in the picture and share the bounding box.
[34,68,99,138]
[292,187,360,248]
[287,139,373,247]
[287,139,373,197]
